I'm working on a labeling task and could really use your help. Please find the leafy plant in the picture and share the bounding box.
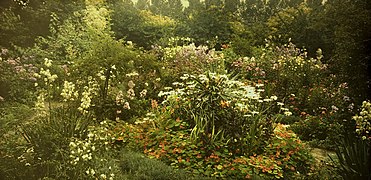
[119,150,196,180]
[159,72,290,155]
[331,132,371,180]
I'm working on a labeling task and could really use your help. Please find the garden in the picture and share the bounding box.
[0,0,370,179]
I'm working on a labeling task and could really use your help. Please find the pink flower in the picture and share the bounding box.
[7,59,17,65]
[1,48,8,55]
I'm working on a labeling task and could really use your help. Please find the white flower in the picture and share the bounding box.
[126,72,139,77]
[128,80,135,89]
[284,111,292,116]
[251,111,259,115]
[44,58,52,67]
[331,105,339,112]
[123,102,130,110]
[127,89,135,99]
[140,89,147,98]
[69,142,76,147]
[61,81,78,101]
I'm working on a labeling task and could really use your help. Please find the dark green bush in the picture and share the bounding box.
[119,150,197,180]
[331,132,371,180]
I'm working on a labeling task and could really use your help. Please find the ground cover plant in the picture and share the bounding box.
[0,0,370,179]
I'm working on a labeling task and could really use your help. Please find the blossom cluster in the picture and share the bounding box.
[61,81,79,101]
[78,77,99,114]
[34,58,58,87]
[353,101,371,140]
[159,72,292,117]
[35,92,47,117]
[69,121,116,179]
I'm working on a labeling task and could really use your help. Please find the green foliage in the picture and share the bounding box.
[0,103,34,179]
[231,40,351,115]
[0,0,84,48]
[119,150,195,180]
[331,133,371,180]
[1,0,370,179]
[155,38,226,84]
[290,115,342,149]
[110,1,176,49]
[117,116,314,179]
[228,41,354,148]
[158,72,290,154]
[0,50,38,103]
[353,101,371,140]
[180,2,232,47]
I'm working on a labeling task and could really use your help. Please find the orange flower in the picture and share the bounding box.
[220,100,229,108]
[151,99,158,109]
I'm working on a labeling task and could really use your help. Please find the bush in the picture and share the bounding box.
[290,115,342,149]
[117,117,314,179]
[158,72,291,155]
[331,132,371,180]
[119,150,195,180]
[0,103,34,179]
[155,38,226,85]
[228,41,351,117]
[0,50,38,104]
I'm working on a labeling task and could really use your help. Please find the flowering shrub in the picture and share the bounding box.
[229,41,350,116]
[353,101,371,140]
[228,41,354,149]
[154,38,226,84]
[229,125,314,179]
[69,120,121,180]
[0,49,38,103]
[289,115,342,149]
[117,114,314,179]
[158,72,291,155]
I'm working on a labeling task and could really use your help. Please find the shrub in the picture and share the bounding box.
[290,115,342,149]
[0,49,38,104]
[331,132,371,180]
[119,150,195,180]
[158,72,291,155]
[228,41,351,117]
[353,100,371,140]
[117,116,314,179]
[155,38,226,85]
